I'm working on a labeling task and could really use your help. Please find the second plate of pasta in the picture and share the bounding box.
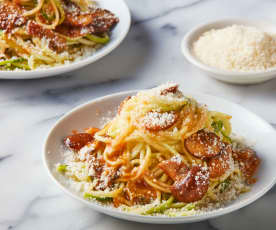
[44,84,276,224]
[0,0,131,79]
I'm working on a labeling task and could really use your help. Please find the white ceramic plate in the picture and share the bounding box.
[1,0,131,79]
[181,19,276,84]
[43,90,276,224]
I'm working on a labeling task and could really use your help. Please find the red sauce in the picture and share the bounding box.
[27,21,66,53]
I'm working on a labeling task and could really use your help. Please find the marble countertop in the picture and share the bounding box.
[1,0,276,229]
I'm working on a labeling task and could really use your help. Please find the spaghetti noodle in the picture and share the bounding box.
[0,0,118,70]
[57,83,261,216]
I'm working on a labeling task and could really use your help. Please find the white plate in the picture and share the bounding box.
[1,0,131,79]
[43,90,276,224]
[181,19,276,84]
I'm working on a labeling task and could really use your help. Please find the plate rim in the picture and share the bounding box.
[0,0,131,80]
[43,90,276,224]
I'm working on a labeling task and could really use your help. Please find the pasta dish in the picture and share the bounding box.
[0,0,118,70]
[57,83,260,216]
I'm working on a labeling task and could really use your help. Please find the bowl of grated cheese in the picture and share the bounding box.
[181,19,276,84]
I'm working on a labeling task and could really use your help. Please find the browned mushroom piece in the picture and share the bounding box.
[158,157,189,181]
[63,8,119,33]
[64,133,94,151]
[208,144,232,178]
[55,1,118,36]
[27,21,66,53]
[123,180,157,205]
[0,1,26,32]
[158,157,209,202]
[171,165,209,203]
[185,130,222,159]
[141,111,179,132]
[233,148,260,184]
[160,84,179,95]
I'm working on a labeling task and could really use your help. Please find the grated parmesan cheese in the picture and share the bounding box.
[141,111,177,130]
[193,25,276,72]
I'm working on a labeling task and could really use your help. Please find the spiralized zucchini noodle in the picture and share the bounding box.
[57,83,261,216]
[0,0,119,70]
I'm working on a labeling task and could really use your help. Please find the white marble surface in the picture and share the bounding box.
[1,0,276,229]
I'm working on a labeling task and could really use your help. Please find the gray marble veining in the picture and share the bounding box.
[1,0,276,229]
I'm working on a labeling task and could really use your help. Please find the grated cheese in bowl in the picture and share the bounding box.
[193,25,276,72]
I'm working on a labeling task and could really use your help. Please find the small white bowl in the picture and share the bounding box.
[43,90,276,224]
[0,0,131,80]
[181,19,276,84]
